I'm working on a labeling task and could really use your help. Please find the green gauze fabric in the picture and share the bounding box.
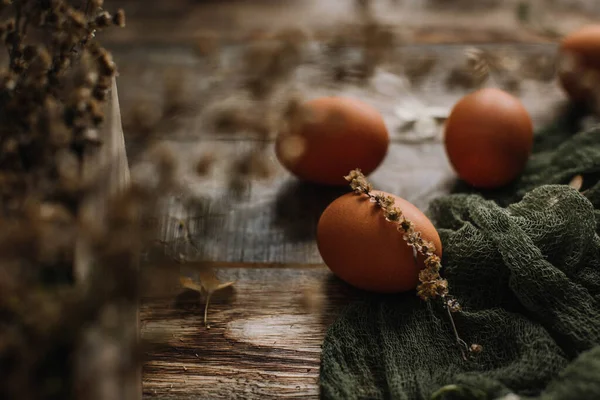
[320,109,600,400]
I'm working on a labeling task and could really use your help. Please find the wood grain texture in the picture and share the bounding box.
[141,265,363,399]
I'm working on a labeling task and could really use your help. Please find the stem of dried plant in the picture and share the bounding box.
[345,169,481,361]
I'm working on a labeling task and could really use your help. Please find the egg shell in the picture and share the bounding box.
[275,97,389,186]
[558,25,600,102]
[444,88,533,189]
[317,191,442,293]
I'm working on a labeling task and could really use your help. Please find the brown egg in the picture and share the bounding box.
[317,191,442,293]
[275,97,389,186]
[444,88,533,189]
[558,25,600,102]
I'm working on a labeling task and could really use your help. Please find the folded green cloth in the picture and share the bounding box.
[320,107,600,400]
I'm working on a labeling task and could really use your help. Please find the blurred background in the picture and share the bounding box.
[102,0,598,45]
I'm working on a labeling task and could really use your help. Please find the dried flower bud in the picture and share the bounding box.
[361,180,373,193]
[404,230,422,247]
[95,11,112,28]
[97,51,116,76]
[344,169,363,182]
[344,169,373,194]
[447,298,462,313]
[37,47,52,68]
[113,9,126,28]
[435,279,449,297]
[373,193,395,209]
[398,217,414,233]
[383,207,402,222]
[419,268,440,283]
[67,9,87,29]
[425,255,441,271]
[96,75,112,90]
[88,99,104,125]
[465,47,490,76]
[420,240,436,256]
[417,282,438,301]
[470,344,483,354]
[92,87,107,101]
[446,47,490,90]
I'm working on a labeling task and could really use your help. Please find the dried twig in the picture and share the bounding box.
[345,169,481,360]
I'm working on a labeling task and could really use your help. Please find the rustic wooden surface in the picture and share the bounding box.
[109,3,588,398]
[141,264,364,399]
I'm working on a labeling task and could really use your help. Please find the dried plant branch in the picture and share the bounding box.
[0,2,169,399]
[344,169,481,360]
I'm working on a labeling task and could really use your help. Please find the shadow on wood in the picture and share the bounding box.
[272,180,348,242]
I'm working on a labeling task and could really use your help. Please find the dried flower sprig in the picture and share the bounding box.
[344,169,481,360]
[446,47,490,90]
[0,3,182,399]
[155,216,236,329]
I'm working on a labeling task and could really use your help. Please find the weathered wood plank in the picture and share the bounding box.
[141,265,362,399]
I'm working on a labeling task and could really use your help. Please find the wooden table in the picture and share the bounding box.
[106,2,589,398]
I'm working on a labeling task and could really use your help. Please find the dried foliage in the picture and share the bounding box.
[242,33,305,99]
[154,217,235,328]
[402,53,437,87]
[180,273,234,329]
[0,2,172,399]
[324,2,396,84]
[345,169,481,361]
[446,47,490,90]
[0,0,126,215]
